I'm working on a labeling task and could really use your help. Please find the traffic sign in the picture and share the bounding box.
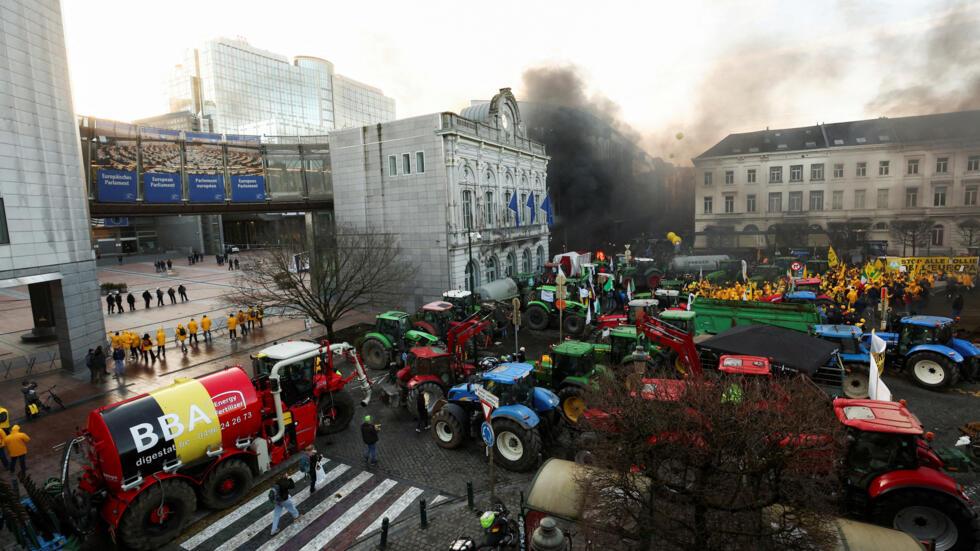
[790,261,803,272]
[481,421,495,447]
[475,386,499,409]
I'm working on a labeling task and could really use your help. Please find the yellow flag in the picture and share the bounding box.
[828,246,839,268]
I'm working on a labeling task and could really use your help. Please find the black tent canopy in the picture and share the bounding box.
[697,324,838,376]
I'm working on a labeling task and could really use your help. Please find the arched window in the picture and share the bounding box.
[742,224,759,233]
[485,257,498,282]
[465,260,480,290]
[462,165,475,184]
[461,190,473,230]
[522,249,532,274]
[536,245,545,271]
[506,251,517,277]
[520,192,528,225]
[931,224,944,246]
[484,190,494,227]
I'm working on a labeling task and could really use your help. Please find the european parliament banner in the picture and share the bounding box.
[97,169,137,202]
[230,175,266,202]
[188,174,226,203]
[143,173,182,203]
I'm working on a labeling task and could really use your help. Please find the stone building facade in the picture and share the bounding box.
[330,89,550,311]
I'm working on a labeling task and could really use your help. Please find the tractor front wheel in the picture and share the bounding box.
[907,352,955,389]
[525,305,550,331]
[361,338,390,371]
[562,314,586,337]
[871,489,978,551]
[200,458,253,509]
[118,479,196,550]
[558,386,587,425]
[492,418,542,472]
[318,389,355,434]
[842,364,870,398]
[407,382,445,421]
[431,408,465,449]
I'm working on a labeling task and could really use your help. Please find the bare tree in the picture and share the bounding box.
[231,225,417,340]
[889,220,933,256]
[956,219,980,251]
[577,374,842,551]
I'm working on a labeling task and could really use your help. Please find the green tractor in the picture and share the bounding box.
[523,285,589,337]
[360,311,438,370]
[534,340,609,424]
[705,260,743,285]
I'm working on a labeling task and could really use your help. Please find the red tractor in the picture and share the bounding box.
[58,340,370,550]
[381,317,492,419]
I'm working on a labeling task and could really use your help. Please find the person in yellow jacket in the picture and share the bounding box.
[247,307,256,331]
[141,333,156,363]
[257,306,264,328]
[110,331,123,352]
[227,313,238,341]
[188,318,199,346]
[201,314,212,343]
[129,331,141,361]
[5,425,29,474]
[237,310,249,337]
[176,323,188,353]
[156,327,167,358]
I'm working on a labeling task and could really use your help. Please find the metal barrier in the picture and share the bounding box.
[0,350,60,380]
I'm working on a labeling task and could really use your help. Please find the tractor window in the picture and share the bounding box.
[484,378,533,406]
[838,337,861,355]
[379,318,407,339]
[280,358,315,406]
[935,325,952,344]
[252,356,275,378]
[555,353,594,377]
[846,430,916,485]
[900,324,937,350]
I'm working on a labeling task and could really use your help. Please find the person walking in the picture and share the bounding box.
[415,390,430,433]
[257,306,264,328]
[128,331,140,361]
[0,425,9,471]
[5,426,29,474]
[302,445,323,496]
[237,310,248,338]
[187,318,199,345]
[178,284,188,302]
[167,287,177,305]
[234,258,240,270]
[201,314,212,343]
[142,289,152,309]
[106,293,115,314]
[92,346,107,382]
[361,415,379,466]
[247,306,256,331]
[141,333,156,363]
[112,346,126,380]
[85,348,97,383]
[126,292,136,312]
[227,313,238,341]
[176,323,188,353]
[952,293,964,318]
[228,256,234,271]
[166,259,172,270]
[156,288,165,307]
[114,292,123,314]
[268,476,300,536]
[156,327,167,358]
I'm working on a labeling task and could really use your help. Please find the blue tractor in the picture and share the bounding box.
[813,316,979,393]
[430,362,560,472]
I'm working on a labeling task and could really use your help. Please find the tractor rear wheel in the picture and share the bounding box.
[562,314,586,336]
[118,479,196,550]
[525,305,550,331]
[318,389,355,434]
[842,364,870,398]
[361,338,390,371]
[907,352,955,389]
[492,418,541,472]
[200,458,253,509]
[431,408,465,449]
[558,386,587,425]
[871,489,978,551]
[407,382,445,421]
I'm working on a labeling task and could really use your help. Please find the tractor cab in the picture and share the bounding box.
[376,311,411,343]
[793,277,823,293]
[654,288,684,309]
[835,399,927,489]
[659,309,696,335]
[442,290,475,321]
[543,341,597,386]
[895,316,954,355]
[481,363,537,407]
[706,260,742,285]
[250,341,322,405]
[608,326,642,366]
[749,265,784,285]
[399,346,464,388]
[628,298,659,323]
[415,301,455,339]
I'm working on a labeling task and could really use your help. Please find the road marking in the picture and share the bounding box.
[431,494,448,506]
[357,486,424,538]
[256,471,373,551]
[299,478,398,550]
[210,463,350,551]
[180,459,329,550]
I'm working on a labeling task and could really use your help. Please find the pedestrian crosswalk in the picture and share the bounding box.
[179,459,450,551]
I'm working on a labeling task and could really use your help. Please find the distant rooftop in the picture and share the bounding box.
[696,110,980,160]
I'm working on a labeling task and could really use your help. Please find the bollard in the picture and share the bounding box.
[380,517,389,549]
[466,481,474,510]
[420,498,428,529]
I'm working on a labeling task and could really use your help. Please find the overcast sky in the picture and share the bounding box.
[62,0,980,160]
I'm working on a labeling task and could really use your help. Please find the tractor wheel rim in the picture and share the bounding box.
[913,360,945,385]
[893,506,958,550]
[219,477,236,494]
[435,421,453,442]
[496,431,524,461]
[843,372,869,398]
[562,396,585,423]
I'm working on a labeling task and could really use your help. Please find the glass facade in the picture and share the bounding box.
[333,75,397,129]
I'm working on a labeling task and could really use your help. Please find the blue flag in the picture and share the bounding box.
[526,192,536,224]
[540,195,554,226]
[508,192,520,227]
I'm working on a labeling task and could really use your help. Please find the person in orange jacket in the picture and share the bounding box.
[227,313,238,341]
[201,314,213,343]
[237,310,249,337]
[176,323,188,353]
[156,327,167,358]
[5,425,29,474]
[187,318,199,345]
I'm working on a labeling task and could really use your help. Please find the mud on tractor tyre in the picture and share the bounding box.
[525,305,550,331]
[118,478,197,550]
[407,382,445,421]
[361,338,390,371]
[842,364,870,399]
[318,389,355,434]
[431,407,465,449]
[562,314,586,337]
[871,489,978,551]
[492,418,542,472]
[907,352,956,390]
[558,386,587,425]
[200,458,254,509]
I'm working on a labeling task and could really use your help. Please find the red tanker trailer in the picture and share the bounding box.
[59,340,370,550]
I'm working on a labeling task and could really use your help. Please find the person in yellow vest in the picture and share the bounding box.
[5,425,29,474]
[846,288,858,306]
[247,307,256,331]
[110,331,123,352]
[156,327,167,358]
[257,306,264,328]
[227,313,238,341]
[201,314,212,343]
[188,318,199,345]
[127,331,140,361]
[237,310,249,337]
[141,333,156,363]
[176,323,188,353]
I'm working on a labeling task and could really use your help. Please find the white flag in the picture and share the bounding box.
[741,260,748,282]
[585,300,592,325]
[867,331,892,401]
[626,279,634,301]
